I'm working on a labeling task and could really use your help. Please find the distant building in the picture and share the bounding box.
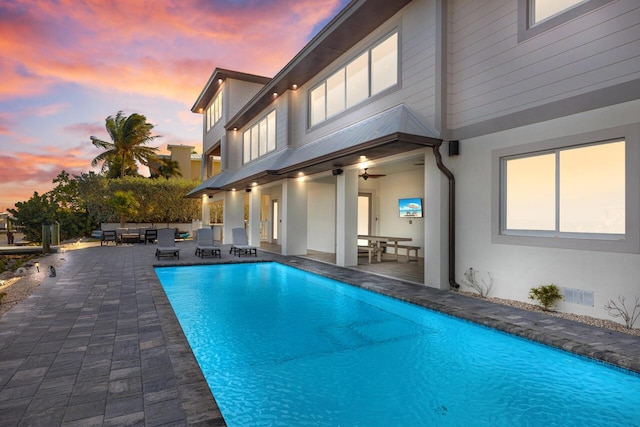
[149,144,203,180]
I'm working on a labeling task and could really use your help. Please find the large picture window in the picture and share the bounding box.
[243,111,276,164]
[309,31,398,127]
[502,140,625,236]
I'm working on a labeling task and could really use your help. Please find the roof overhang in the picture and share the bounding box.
[191,68,271,114]
[186,135,439,198]
[186,104,441,198]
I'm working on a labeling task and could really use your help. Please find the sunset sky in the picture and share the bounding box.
[0,0,349,211]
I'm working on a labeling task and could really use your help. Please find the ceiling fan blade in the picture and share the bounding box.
[358,168,386,179]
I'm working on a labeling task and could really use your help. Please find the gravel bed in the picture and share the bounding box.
[0,252,68,317]
[458,290,640,337]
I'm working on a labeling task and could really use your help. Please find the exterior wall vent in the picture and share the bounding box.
[563,287,594,307]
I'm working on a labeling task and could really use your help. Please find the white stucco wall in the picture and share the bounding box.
[455,99,640,322]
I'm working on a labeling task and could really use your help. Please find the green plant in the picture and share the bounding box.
[604,295,640,329]
[0,292,6,304]
[529,284,562,311]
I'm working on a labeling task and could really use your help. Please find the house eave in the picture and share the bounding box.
[191,68,271,114]
[225,0,411,130]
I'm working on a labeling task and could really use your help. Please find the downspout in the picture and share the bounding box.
[432,143,460,289]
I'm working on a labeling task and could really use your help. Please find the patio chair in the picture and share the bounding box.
[230,227,257,257]
[155,228,180,260]
[144,228,157,244]
[101,229,119,246]
[195,228,221,258]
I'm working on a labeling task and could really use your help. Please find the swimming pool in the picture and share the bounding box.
[156,262,640,426]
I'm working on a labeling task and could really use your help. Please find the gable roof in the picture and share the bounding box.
[187,104,441,197]
[191,68,271,113]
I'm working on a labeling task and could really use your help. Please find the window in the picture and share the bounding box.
[206,90,223,132]
[530,0,587,25]
[243,110,276,164]
[309,30,398,127]
[502,140,625,237]
[371,32,398,96]
[517,0,614,42]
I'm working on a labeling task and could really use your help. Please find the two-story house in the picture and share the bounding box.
[188,0,640,322]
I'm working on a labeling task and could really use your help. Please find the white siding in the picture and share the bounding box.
[454,99,640,320]
[288,0,438,149]
[203,78,265,160]
[447,0,640,129]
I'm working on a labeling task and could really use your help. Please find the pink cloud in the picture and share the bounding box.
[0,0,345,103]
[63,122,106,136]
[0,0,349,209]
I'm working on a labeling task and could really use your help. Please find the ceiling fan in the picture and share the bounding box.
[359,168,386,180]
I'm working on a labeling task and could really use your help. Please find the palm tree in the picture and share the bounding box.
[90,111,161,178]
[104,155,140,179]
[151,158,183,180]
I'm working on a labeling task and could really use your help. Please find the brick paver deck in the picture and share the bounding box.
[1,241,639,426]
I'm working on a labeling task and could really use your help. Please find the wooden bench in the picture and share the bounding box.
[358,245,383,263]
[381,243,420,262]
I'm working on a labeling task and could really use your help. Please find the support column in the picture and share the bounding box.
[201,195,211,226]
[247,188,261,246]
[223,190,245,244]
[281,179,308,255]
[336,169,358,267]
[424,151,449,289]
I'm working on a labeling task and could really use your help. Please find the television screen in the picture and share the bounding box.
[399,197,423,218]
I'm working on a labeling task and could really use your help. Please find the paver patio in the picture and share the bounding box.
[1,240,639,426]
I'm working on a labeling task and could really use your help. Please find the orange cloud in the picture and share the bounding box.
[0,0,348,209]
[0,0,345,104]
[0,150,92,209]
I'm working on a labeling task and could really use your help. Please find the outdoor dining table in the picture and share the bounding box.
[358,235,412,261]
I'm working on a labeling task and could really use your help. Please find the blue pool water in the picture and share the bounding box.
[155,263,640,426]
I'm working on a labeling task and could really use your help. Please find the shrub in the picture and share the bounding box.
[529,284,562,311]
[462,267,493,298]
[604,296,640,329]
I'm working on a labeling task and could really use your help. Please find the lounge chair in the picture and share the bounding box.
[155,228,180,260]
[195,228,221,258]
[144,228,157,244]
[101,229,119,246]
[230,227,257,257]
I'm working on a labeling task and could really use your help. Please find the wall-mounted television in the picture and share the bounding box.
[398,197,423,218]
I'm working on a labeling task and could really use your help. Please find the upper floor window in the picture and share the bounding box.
[530,0,587,25]
[206,91,223,132]
[502,140,625,236]
[243,110,276,164]
[309,31,398,127]
[518,0,614,42]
